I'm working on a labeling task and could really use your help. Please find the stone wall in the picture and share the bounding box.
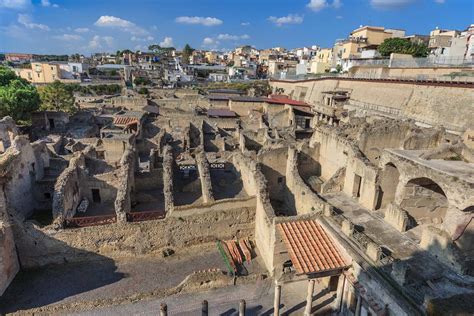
[114,149,135,222]
[0,220,19,296]
[195,149,214,203]
[52,154,84,225]
[286,147,328,215]
[233,152,277,275]
[13,200,255,269]
[162,145,174,214]
[270,79,474,132]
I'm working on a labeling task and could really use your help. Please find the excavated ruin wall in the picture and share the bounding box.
[162,145,175,213]
[270,79,474,132]
[310,127,350,181]
[286,147,330,214]
[114,149,135,222]
[14,201,255,268]
[0,188,19,296]
[233,152,277,275]
[3,137,39,220]
[0,220,18,296]
[195,149,215,203]
[52,153,84,224]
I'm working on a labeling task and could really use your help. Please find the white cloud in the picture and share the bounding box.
[434,0,445,3]
[307,0,342,11]
[131,35,154,42]
[370,0,416,9]
[159,36,174,47]
[151,25,158,31]
[202,37,215,45]
[53,34,82,41]
[268,14,303,26]
[241,22,250,26]
[88,35,114,50]
[0,0,30,9]
[18,14,49,31]
[175,16,223,26]
[217,33,250,41]
[74,27,90,33]
[94,15,148,35]
[336,15,343,19]
[307,0,327,11]
[333,0,342,8]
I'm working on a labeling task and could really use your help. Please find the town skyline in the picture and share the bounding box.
[0,0,472,54]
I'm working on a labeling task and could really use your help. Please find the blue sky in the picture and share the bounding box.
[0,0,472,54]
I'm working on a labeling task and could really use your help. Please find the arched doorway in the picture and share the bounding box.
[400,177,448,228]
[375,163,400,210]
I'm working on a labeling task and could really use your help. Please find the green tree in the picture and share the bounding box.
[138,87,149,95]
[377,38,429,57]
[38,81,77,113]
[181,44,194,64]
[0,66,40,122]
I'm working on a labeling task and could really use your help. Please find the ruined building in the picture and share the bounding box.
[0,79,473,315]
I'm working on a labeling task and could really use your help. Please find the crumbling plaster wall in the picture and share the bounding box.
[195,149,215,204]
[257,147,288,200]
[0,189,19,296]
[233,152,277,275]
[310,127,348,181]
[52,153,84,224]
[162,145,174,214]
[3,137,41,220]
[114,148,136,222]
[286,147,329,214]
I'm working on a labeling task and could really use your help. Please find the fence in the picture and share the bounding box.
[64,214,117,228]
[126,211,165,222]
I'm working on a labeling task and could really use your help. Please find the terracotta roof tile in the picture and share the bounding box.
[277,220,348,274]
[113,116,139,126]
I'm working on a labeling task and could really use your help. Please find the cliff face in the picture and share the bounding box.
[270,79,474,132]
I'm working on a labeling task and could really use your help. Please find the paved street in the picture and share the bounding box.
[73,279,337,316]
[0,247,226,314]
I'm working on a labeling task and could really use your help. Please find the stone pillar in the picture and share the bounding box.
[355,295,362,316]
[202,300,208,316]
[274,283,281,316]
[304,279,315,316]
[341,276,350,313]
[335,274,346,313]
[160,303,168,316]
[239,299,246,316]
[329,116,334,126]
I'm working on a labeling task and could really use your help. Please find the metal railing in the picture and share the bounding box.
[64,214,116,228]
[126,211,165,222]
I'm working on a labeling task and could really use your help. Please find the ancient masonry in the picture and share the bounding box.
[0,81,473,315]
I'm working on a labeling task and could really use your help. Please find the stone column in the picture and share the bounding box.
[160,303,168,316]
[335,274,346,312]
[341,276,350,313]
[274,283,281,316]
[239,299,246,316]
[355,295,362,316]
[304,279,316,316]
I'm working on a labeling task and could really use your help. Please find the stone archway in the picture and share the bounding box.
[400,177,448,227]
[375,163,400,210]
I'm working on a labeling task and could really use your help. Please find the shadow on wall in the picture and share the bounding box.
[350,229,474,316]
[0,224,124,314]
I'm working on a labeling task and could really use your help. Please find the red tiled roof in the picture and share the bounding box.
[113,116,138,126]
[277,220,348,274]
[265,97,310,107]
